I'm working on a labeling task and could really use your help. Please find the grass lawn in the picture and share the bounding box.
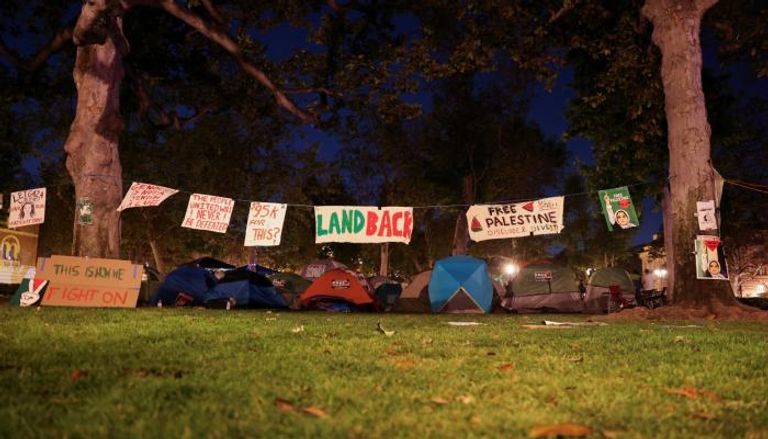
[1,307,767,438]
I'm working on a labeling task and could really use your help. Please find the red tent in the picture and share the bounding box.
[300,269,374,308]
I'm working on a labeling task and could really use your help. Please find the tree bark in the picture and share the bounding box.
[451,175,474,256]
[642,0,736,307]
[65,2,128,258]
[379,243,389,276]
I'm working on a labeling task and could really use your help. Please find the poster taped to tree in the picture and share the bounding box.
[466,196,564,242]
[117,182,179,211]
[696,200,717,231]
[181,193,234,233]
[245,202,287,246]
[8,188,46,228]
[314,206,414,244]
[695,235,728,280]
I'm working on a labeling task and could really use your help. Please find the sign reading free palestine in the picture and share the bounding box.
[314,206,414,244]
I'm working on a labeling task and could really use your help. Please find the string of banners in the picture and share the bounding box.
[5,182,729,255]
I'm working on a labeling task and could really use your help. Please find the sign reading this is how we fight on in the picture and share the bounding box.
[314,206,414,244]
[117,182,179,211]
[466,196,565,242]
[37,255,142,308]
[181,193,234,233]
[244,202,287,246]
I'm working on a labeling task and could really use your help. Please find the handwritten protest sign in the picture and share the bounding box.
[466,196,564,242]
[37,255,142,308]
[117,182,179,211]
[315,206,414,244]
[598,186,639,231]
[245,202,287,246]
[8,188,46,228]
[181,193,234,233]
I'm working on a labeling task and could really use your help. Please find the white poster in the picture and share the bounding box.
[117,182,179,211]
[696,200,717,231]
[466,196,564,242]
[244,202,287,246]
[314,206,414,244]
[8,188,46,228]
[181,193,234,233]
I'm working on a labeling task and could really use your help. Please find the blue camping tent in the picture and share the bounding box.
[151,265,287,308]
[429,256,493,313]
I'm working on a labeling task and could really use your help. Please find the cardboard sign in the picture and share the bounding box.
[181,193,234,233]
[697,200,717,231]
[695,235,728,280]
[599,186,639,231]
[8,188,46,228]
[466,196,565,242]
[244,202,287,246]
[37,255,142,308]
[314,206,414,244]
[117,182,179,211]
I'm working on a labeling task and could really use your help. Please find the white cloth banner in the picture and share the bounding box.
[181,193,234,233]
[696,200,717,231]
[8,188,46,228]
[117,182,179,211]
[314,206,413,244]
[466,196,564,242]
[244,202,287,246]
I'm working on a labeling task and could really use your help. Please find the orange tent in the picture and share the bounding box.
[300,269,374,307]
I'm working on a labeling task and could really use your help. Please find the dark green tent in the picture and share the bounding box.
[504,263,583,313]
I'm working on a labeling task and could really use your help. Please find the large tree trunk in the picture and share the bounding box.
[643,0,736,307]
[65,2,128,258]
[379,243,389,276]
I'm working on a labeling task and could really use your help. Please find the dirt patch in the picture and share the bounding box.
[595,303,768,322]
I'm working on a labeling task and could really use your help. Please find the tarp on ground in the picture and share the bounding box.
[299,268,374,310]
[151,265,287,308]
[584,267,637,313]
[504,263,583,313]
[429,256,493,314]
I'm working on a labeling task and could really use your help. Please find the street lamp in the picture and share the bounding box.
[503,263,519,277]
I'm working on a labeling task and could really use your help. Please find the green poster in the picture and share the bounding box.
[77,197,94,225]
[598,186,639,231]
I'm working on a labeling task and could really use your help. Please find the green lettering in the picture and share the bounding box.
[329,212,341,234]
[353,210,365,233]
[316,214,328,236]
[341,210,353,233]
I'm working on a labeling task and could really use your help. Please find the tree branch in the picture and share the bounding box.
[156,0,316,123]
[0,27,73,72]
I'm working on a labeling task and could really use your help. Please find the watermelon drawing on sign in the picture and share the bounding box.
[470,217,483,232]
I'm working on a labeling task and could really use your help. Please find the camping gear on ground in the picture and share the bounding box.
[583,267,638,313]
[268,272,312,309]
[299,259,348,280]
[374,281,403,311]
[299,268,374,311]
[504,263,584,313]
[429,256,494,314]
[393,270,432,313]
[151,264,287,308]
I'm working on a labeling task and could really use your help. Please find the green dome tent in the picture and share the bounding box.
[584,267,637,313]
[504,263,583,313]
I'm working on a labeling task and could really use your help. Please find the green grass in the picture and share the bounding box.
[1,307,767,438]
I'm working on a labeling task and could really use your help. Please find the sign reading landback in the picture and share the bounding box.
[8,188,46,229]
[314,206,414,244]
[37,255,142,308]
[117,182,179,211]
[244,202,287,246]
[181,193,234,233]
[466,196,565,242]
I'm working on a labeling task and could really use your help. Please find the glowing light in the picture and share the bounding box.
[653,268,668,278]
[503,263,519,276]
[757,284,767,294]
